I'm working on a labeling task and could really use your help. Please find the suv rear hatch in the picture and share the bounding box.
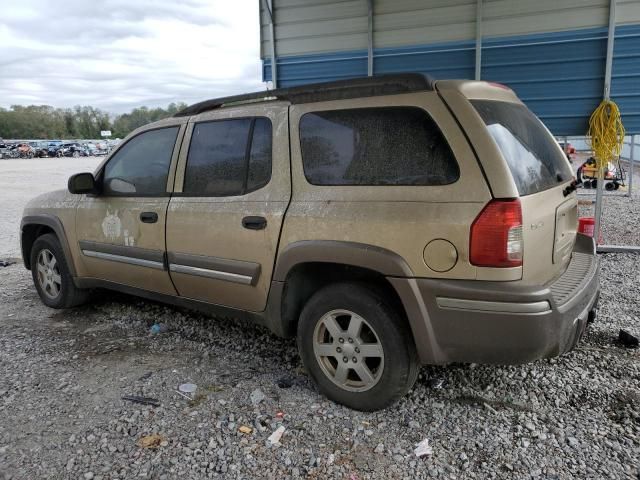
[470,99,577,284]
[436,82,577,284]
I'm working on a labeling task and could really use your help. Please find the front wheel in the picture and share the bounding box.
[30,233,90,308]
[297,282,418,411]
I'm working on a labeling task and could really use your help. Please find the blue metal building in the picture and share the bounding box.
[260,0,640,135]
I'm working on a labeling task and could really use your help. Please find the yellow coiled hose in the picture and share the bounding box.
[587,99,625,170]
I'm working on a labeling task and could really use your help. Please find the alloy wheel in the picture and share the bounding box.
[36,249,62,300]
[312,309,384,392]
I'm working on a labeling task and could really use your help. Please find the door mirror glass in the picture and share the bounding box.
[68,172,98,194]
[105,177,136,194]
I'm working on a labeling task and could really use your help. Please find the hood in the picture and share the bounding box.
[23,189,79,216]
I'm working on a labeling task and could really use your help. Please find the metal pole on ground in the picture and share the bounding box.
[594,0,617,245]
[628,134,635,197]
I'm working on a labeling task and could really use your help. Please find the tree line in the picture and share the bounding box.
[0,102,188,140]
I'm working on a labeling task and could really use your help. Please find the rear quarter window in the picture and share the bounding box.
[299,106,459,186]
[471,100,573,196]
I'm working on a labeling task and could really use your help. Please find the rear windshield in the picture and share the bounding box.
[471,100,573,196]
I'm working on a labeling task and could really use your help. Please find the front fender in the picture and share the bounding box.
[20,214,77,276]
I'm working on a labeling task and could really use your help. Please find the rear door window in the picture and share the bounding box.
[471,100,573,196]
[183,117,272,196]
[299,107,459,186]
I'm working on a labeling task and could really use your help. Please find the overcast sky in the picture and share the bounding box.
[0,0,265,113]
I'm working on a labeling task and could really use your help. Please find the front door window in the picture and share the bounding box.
[103,127,179,195]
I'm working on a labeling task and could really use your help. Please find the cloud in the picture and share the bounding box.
[0,0,265,113]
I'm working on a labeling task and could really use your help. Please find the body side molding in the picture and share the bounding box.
[167,252,260,286]
[78,240,165,270]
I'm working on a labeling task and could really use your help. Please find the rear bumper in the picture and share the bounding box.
[391,233,600,364]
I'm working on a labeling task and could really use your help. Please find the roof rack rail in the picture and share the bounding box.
[174,73,435,117]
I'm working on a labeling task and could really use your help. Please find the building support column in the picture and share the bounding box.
[264,0,278,88]
[367,0,374,77]
[475,0,483,80]
[594,0,616,244]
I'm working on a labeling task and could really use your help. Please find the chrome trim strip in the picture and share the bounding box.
[168,252,260,282]
[436,297,552,314]
[82,250,165,270]
[78,240,165,263]
[169,263,253,285]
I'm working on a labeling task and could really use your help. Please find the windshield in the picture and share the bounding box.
[471,100,573,196]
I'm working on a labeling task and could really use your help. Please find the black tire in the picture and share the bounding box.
[590,179,598,189]
[30,233,90,308]
[297,282,419,411]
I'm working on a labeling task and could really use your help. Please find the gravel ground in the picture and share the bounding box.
[0,157,101,259]
[1,159,639,479]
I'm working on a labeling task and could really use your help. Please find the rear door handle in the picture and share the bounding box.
[140,212,158,224]
[242,216,267,230]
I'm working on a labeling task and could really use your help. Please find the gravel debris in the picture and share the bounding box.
[0,159,639,479]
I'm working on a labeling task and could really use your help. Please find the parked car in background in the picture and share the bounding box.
[60,142,88,158]
[29,141,50,158]
[93,142,110,155]
[16,143,35,158]
[47,142,63,158]
[21,74,599,411]
[82,143,102,156]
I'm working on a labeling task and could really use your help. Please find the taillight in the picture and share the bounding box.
[470,199,523,268]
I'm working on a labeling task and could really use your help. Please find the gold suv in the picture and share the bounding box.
[21,74,599,411]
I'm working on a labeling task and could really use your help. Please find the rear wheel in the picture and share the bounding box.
[30,234,89,308]
[297,282,418,411]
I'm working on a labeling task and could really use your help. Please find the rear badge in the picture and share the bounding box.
[530,221,544,230]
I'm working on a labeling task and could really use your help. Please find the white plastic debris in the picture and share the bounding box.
[267,426,286,446]
[179,383,197,394]
[250,388,266,405]
[414,438,433,458]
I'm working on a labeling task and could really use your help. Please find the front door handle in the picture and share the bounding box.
[242,216,267,230]
[140,211,158,224]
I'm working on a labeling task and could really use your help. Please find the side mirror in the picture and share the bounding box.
[68,172,98,194]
